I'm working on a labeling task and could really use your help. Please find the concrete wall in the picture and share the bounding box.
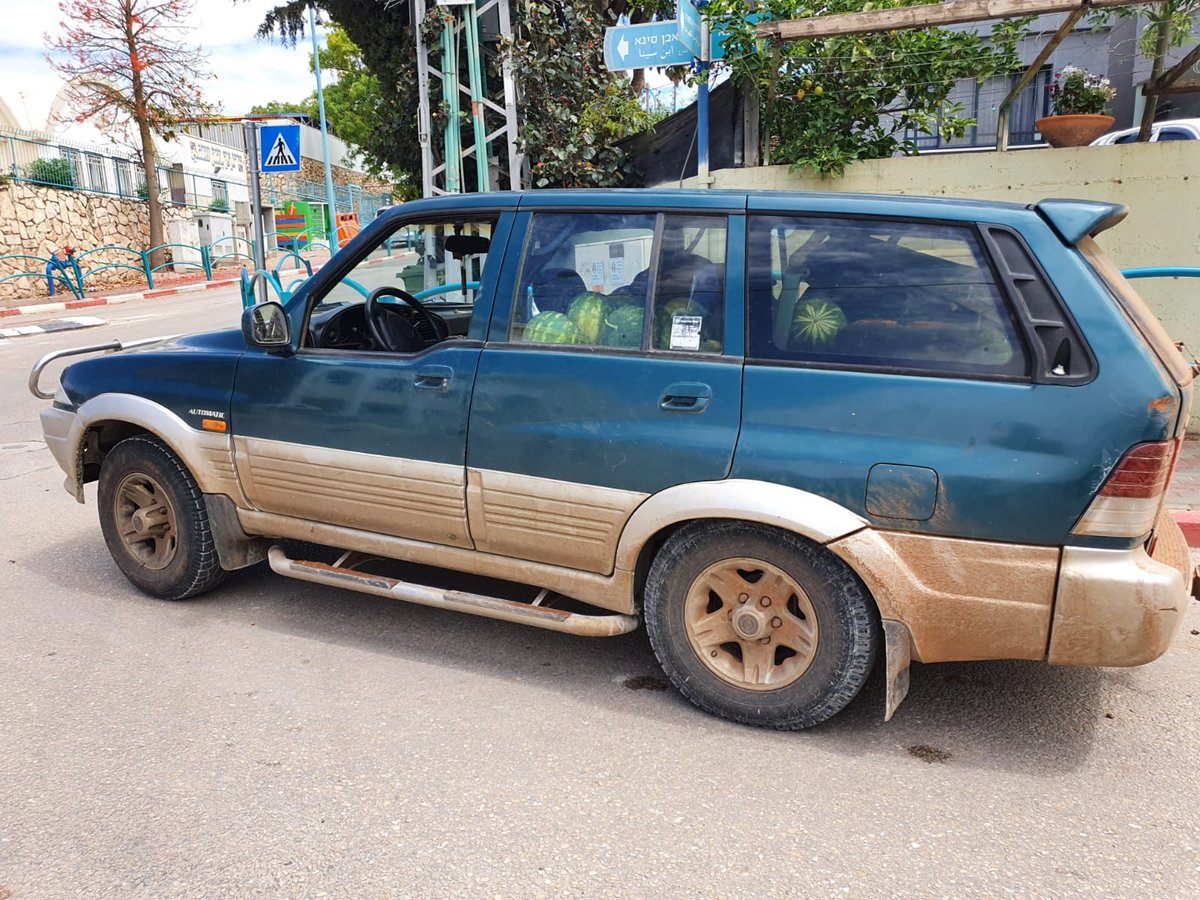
[675,141,1200,425]
[0,181,194,300]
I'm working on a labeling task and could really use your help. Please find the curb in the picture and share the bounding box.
[1169,509,1200,549]
[0,276,241,319]
[0,315,107,339]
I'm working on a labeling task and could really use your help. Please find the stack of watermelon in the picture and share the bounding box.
[566,292,611,344]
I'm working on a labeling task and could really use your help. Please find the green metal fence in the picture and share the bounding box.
[0,231,337,301]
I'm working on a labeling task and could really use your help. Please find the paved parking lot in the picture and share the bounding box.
[3,293,1199,897]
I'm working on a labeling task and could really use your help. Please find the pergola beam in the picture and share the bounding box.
[1144,42,1200,94]
[756,0,1152,42]
[996,7,1085,150]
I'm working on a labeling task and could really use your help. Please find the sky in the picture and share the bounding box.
[0,0,316,130]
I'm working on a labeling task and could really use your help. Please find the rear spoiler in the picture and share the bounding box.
[1034,199,1129,245]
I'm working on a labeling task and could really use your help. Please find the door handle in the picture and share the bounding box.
[659,382,712,413]
[414,365,453,391]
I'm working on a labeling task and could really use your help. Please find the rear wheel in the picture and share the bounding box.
[644,521,878,729]
[97,435,226,600]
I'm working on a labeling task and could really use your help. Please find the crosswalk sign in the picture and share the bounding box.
[259,124,301,173]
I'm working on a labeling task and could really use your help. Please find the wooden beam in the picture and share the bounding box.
[1146,42,1200,93]
[996,6,1085,150]
[757,0,1151,42]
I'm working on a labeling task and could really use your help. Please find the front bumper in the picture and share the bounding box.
[1048,512,1192,666]
[40,403,81,500]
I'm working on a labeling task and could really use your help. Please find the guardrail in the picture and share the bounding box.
[0,229,338,300]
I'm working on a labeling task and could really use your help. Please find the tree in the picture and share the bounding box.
[250,99,316,119]
[707,0,1027,176]
[46,0,213,262]
[253,0,665,191]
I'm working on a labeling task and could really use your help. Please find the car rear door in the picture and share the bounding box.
[464,195,746,575]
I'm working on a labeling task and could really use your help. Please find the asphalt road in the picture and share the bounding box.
[2,292,1200,898]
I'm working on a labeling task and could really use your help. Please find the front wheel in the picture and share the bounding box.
[644,521,879,730]
[97,435,227,600]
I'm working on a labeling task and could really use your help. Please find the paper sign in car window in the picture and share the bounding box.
[670,315,702,351]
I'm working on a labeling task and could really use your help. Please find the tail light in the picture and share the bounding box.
[1072,440,1180,539]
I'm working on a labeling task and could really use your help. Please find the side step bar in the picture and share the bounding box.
[268,546,640,638]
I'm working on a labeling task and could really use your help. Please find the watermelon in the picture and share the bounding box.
[790,299,847,348]
[566,292,611,344]
[524,311,582,345]
[601,304,645,348]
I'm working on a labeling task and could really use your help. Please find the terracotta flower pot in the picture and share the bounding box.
[1035,114,1116,148]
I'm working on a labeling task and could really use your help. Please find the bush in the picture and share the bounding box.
[25,157,75,189]
[208,197,230,212]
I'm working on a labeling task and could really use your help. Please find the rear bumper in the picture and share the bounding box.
[1048,512,1191,667]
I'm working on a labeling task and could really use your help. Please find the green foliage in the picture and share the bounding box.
[208,197,230,212]
[250,99,316,119]
[504,2,642,188]
[25,157,75,189]
[1049,66,1116,116]
[707,0,1027,176]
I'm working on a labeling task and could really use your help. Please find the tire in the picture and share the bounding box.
[643,521,878,730]
[97,435,227,600]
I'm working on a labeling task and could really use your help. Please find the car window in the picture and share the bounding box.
[1156,128,1194,141]
[509,212,727,353]
[747,215,1028,378]
[1113,132,1139,144]
[320,219,494,307]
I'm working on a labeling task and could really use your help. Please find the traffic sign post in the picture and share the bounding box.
[259,124,302,173]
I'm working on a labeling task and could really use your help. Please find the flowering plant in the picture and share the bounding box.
[1049,66,1116,116]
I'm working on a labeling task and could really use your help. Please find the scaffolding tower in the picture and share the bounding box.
[412,0,522,196]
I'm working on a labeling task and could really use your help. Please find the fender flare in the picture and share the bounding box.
[65,393,246,505]
[612,478,868,573]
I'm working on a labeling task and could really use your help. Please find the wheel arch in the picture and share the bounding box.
[66,393,245,505]
[616,479,870,583]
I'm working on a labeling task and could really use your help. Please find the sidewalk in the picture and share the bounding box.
[0,274,242,319]
[1168,439,1200,546]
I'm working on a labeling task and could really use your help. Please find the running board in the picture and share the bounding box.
[267,546,640,638]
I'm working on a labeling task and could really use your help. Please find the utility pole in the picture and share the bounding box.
[310,4,340,252]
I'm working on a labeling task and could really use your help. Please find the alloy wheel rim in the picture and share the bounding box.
[113,472,178,571]
[683,558,819,691]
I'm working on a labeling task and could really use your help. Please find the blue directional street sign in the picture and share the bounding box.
[259,123,302,173]
[603,21,693,71]
[677,2,727,61]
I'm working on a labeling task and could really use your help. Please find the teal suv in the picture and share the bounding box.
[31,189,1195,729]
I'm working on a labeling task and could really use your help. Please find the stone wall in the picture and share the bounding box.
[0,180,193,300]
[260,160,393,200]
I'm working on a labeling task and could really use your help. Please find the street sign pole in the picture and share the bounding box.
[243,120,268,303]
[698,10,711,187]
[310,4,340,253]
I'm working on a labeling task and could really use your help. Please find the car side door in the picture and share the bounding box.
[229,203,516,549]
[464,199,746,575]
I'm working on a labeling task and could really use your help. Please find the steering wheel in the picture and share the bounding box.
[363,286,448,352]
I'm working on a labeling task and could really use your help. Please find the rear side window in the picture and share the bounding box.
[510,211,727,353]
[747,216,1029,378]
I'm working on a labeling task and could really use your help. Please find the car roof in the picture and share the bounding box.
[1094,118,1200,142]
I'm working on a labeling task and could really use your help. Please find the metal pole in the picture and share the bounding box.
[697,18,711,187]
[244,120,268,304]
[442,13,463,193]
[496,0,522,190]
[310,4,340,252]
[414,0,436,197]
[464,1,491,191]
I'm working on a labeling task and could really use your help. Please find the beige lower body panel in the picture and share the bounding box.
[467,468,646,574]
[234,436,471,549]
[829,529,1059,663]
[237,508,637,614]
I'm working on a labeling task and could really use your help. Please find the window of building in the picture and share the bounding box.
[114,159,136,197]
[85,153,107,192]
[510,212,727,353]
[211,179,229,206]
[747,215,1028,378]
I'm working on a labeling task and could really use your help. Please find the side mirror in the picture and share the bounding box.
[242,301,292,350]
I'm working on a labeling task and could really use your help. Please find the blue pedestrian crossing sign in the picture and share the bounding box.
[259,123,301,173]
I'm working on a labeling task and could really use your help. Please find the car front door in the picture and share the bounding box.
[464,200,746,575]
[230,204,516,549]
